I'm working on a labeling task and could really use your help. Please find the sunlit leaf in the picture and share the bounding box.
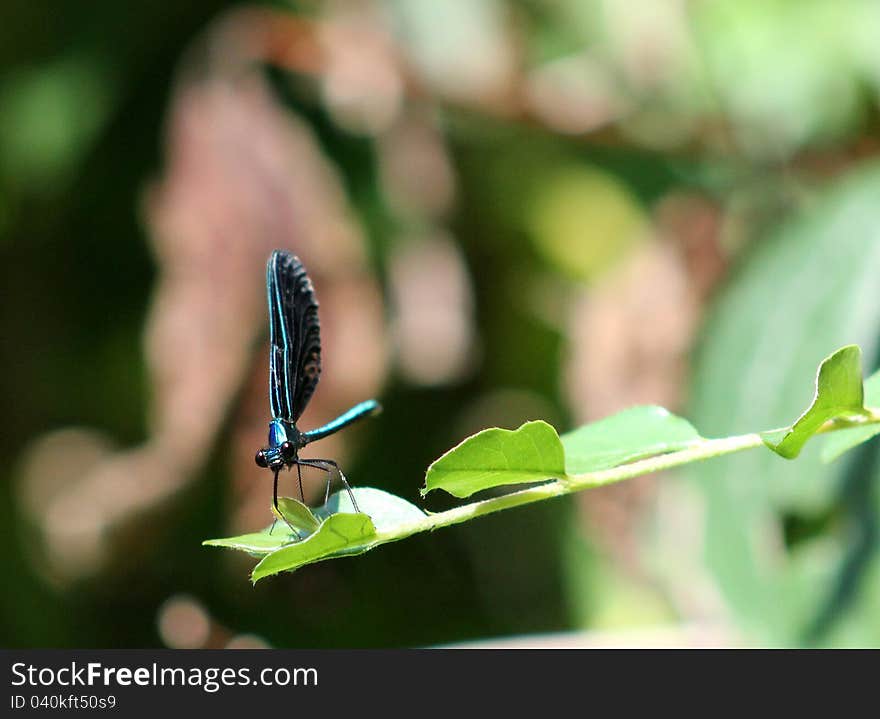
[273,496,321,533]
[561,405,702,474]
[314,487,425,528]
[251,513,377,583]
[762,345,865,459]
[202,528,295,557]
[822,369,880,462]
[204,488,427,578]
[202,496,321,556]
[421,420,565,498]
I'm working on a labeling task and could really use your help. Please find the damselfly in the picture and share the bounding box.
[255,250,380,518]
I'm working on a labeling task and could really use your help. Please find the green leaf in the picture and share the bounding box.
[422,420,565,498]
[314,487,426,528]
[202,529,295,556]
[762,345,865,459]
[561,405,702,474]
[204,488,427,579]
[251,513,377,583]
[822,369,880,462]
[202,497,321,557]
[273,496,321,533]
[688,164,880,644]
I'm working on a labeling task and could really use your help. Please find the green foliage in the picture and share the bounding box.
[762,345,865,458]
[687,165,880,645]
[250,514,377,583]
[205,488,426,583]
[0,55,115,189]
[561,406,702,473]
[822,369,880,462]
[206,345,880,582]
[422,420,565,498]
[272,497,321,534]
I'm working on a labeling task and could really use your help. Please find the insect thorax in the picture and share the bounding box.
[268,419,305,450]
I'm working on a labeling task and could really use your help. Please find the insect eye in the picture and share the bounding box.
[255,450,268,468]
[280,441,296,461]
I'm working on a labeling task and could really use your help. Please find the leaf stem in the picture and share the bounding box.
[374,433,765,543]
[399,414,880,541]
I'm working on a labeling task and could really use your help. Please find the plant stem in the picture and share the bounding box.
[393,414,880,541]
[376,433,764,544]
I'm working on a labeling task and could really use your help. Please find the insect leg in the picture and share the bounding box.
[293,459,333,507]
[271,466,300,538]
[298,459,360,513]
[296,461,305,503]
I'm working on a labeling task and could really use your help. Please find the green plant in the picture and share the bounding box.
[205,345,880,583]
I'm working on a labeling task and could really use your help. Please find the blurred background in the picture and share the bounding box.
[2,0,880,649]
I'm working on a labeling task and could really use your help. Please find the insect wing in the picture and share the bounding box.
[267,251,322,422]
